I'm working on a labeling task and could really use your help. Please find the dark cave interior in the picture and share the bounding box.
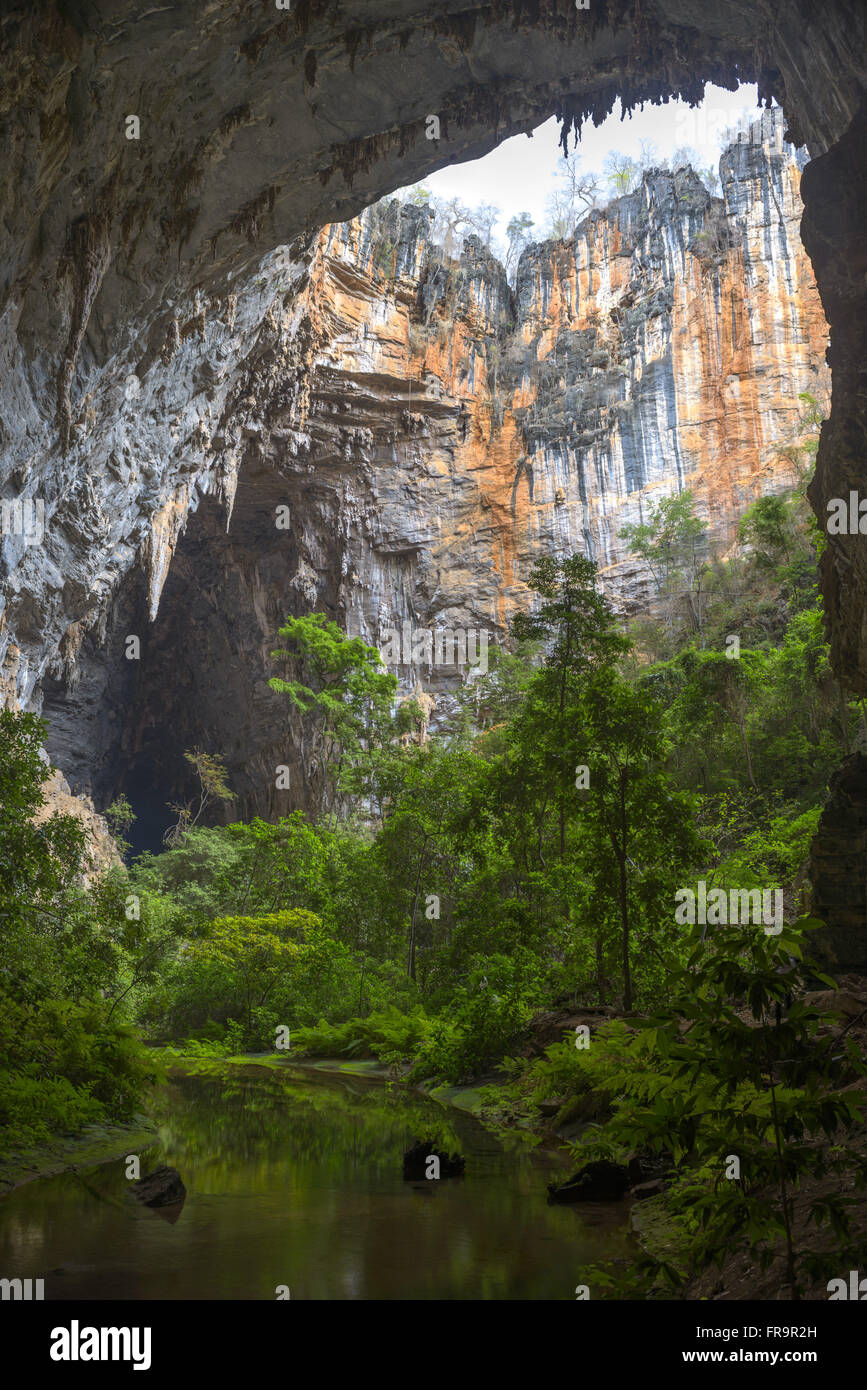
[42,457,315,850]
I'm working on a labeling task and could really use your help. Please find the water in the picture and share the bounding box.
[0,1064,632,1300]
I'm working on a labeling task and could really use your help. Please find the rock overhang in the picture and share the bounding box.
[0,0,864,751]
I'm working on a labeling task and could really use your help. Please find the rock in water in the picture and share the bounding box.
[402,1140,465,1181]
[130,1165,187,1207]
[547,1159,629,1203]
[630,1178,667,1200]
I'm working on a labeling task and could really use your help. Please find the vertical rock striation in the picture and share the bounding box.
[261,107,826,680]
[38,111,828,827]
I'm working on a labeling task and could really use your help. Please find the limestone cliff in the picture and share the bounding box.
[0,0,864,954]
[298,106,826,647]
[247,107,826,661]
[36,110,828,834]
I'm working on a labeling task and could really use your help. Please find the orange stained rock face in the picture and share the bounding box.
[276,110,827,664]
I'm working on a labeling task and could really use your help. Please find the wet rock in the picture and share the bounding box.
[130,1165,187,1208]
[537,1097,566,1118]
[547,1159,629,1203]
[629,1178,667,1200]
[626,1150,674,1185]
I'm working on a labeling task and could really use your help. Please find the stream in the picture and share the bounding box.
[0,1064,632,1300]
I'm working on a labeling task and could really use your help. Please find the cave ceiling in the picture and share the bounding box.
[0,0,865,732]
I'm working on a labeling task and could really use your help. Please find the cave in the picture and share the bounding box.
[42,450,342,849]
[1,0,865,948]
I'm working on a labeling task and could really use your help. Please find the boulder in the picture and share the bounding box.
[130,1165,187,1208]
[547,1158,629,1203]
[626,1149,674,1185]
[803,989,867,1018]
[537,1097,566,1118]
[629,1178,667,1200]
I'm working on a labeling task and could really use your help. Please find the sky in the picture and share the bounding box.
[396,84,765,245]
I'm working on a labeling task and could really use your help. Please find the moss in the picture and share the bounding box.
[629,1190,690,1278]
[0,1117,158,1195]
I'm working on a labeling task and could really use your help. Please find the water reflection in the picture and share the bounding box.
[0,1065,633,1300]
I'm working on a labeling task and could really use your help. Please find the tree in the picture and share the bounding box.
[544,151,601,237]
[165,750,234,846]
[512,555,630,861]
[470,202,500,251]
[738,494,794,568]
[0,710,158,1153]
[577,921,867,1299]
[670,648,764,792]
[668,144,720,194]
[636,137,659,172]
[187,910,320,1044]
[575,668,704,1009]
[505,211,534,277]
[603,150,639,196]
[620,489,709,638]
[269,613,398,823]
[0,709,86,988]
[373,742,477,983]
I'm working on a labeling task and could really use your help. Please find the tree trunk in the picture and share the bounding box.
[738,717,757,791]
[596,922,605,1004]
[618,771,632,1011]
[407,835,429,982]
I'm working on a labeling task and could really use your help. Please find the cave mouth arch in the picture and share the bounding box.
[41,77,834,859]
[24,0,863,960]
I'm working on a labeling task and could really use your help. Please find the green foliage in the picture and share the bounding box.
[0,708,87,978]
[269,613,398,823]
[620,489,709,638]
[165,750,234,846]
[568,920,867,1298]
[411,951,545,1084]
[738,494,795,568]
[292,1006,433,1061]
[0,711,159,1156]
[4,382,850,1233]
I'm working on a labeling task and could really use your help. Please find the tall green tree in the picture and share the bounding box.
[512,554,629,861]
[620,489,708,639]
[574,669,704,1009]
[269,613,398,823]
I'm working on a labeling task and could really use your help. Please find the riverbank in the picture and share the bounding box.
[0,1050,533,1198]
[158,1050,513,1124]
[0,1060,629,1300]
[0,1116,159,1195]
